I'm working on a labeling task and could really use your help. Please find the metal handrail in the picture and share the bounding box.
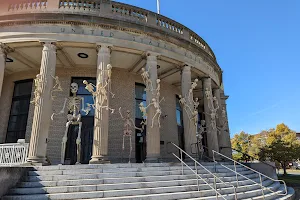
[170,142,237,200]
[212,150,288,197]
[227,147,276,169]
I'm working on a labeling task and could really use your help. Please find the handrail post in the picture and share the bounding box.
[259,174,265,199]
[180,150,183,175]
[195,161,199,191]
[234,161,239,187]
[214,176,218,199]
[0,146,3,165]
[234,187,238,200]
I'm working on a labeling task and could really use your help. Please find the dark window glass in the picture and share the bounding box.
[135,84,146,119]
[71,78,96,116]
[176,96,183,126]
[6,80,33,143]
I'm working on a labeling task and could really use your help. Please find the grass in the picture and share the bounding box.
[278,172,300,199]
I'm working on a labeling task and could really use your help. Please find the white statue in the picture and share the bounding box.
[83,64,115,119]
[141,67,153,92]
[52,82,88,165]
[204,88,219,130]
[217,107,228,135]
[30,74,43,105]
[51,75,63,100]
[119,107,144,163]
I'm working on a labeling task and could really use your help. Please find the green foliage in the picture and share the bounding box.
[231,123,300,175]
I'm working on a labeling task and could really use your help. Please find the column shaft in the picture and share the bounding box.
[90,45,111,164]
[203,78,219,158]
[145,53,160,162]
[181,65,197,155]
[0,46,5,97]
[27,42,57,164]
[219,96,232,158]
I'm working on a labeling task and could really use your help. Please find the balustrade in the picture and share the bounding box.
[112,4,148,22]
[4,0,216,61]
[190,32,206,50]
[157,17,183,35]
[59,0,100,11]
[8,0,47,11]
[0,141,29,167]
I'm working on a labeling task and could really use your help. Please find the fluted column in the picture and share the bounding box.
[145,52,160,162]
[203,78,219,158]
[219,94,232,158]
[90,44,112,164]
[0,44,5,97]
[181,65,197,155]
[27,42,57,164]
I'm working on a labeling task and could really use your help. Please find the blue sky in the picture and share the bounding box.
[116,0,300,136]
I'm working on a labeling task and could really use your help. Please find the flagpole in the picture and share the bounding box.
[157,0,160,14]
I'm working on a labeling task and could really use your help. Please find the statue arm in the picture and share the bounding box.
[119,107,124,119]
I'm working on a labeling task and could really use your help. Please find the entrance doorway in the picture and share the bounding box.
[135,83,147,163]
[64,117,94,165]
[135,118,147,163]
[64,77,96,164]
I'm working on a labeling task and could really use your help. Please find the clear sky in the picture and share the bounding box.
[116,0,300,136]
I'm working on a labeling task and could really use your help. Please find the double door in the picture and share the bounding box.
[65,117,94,164]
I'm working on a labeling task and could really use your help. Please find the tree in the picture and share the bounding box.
[261,123,300,175]
[231,131,252,161]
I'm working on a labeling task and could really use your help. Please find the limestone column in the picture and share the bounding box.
[213,89,224,153]
[27,42,57,164]
[0,44,5,97]
[90,44,111,164]
[203,78,219,158]
[181,65,197,155]
[219,94,232,158]
[145,52,160,162]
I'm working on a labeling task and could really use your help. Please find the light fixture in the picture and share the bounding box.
[77,53,88,59]
[6,57,13,62]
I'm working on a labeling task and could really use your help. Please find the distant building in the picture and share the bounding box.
[296,133,300,140]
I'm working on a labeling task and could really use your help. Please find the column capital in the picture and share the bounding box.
[182,64,192,73]
[40,41,57,52]
[96,43,113,54]
[0,43,14,56]
[146,51,160,59]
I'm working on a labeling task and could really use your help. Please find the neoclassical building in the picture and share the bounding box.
[0,0,231,165]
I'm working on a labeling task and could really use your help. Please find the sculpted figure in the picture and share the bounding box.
[31,74,43,105]
[119,107,144,163]
[141,67,153,92]
[52,82,87,165]
[51,75,63,100]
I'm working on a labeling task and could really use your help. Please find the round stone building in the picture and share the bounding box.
[0,0,232,165]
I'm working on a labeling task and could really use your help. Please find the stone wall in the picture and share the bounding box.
[0,67,180,164]
[0,167,29,198]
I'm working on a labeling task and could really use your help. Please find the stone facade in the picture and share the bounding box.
[0,0,232,164]
[0,67,181,164]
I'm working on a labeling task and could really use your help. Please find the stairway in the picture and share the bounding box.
[2,162,295,200]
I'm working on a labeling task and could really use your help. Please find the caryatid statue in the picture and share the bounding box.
[139,78,165,128]
[119,107,144,163]
[179,78,200,128]
[204,88,219,130]
[83,64,115,122]
[31,73,63,105]
[51,82,89,164]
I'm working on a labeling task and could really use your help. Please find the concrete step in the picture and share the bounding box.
[26,165,248,176]
[9,177,272,195]
[17,172,264,188]
[3,181,278,200]
[30,162,243,171]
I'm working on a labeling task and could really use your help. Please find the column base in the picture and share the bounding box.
[144,155,160,163]
[27,156,49,166]
[89,156,110,164]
